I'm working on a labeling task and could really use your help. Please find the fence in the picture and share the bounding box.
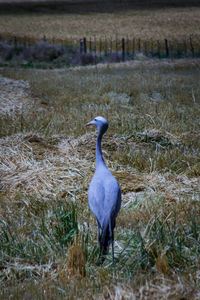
[78,36,200,59]
[1,34,200,63]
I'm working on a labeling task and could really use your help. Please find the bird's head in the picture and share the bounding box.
[85,116,108,135]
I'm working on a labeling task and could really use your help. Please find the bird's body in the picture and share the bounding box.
[89,167,121,228]
[86,116,121,263]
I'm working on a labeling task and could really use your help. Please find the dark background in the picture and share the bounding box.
[0,0,200,15]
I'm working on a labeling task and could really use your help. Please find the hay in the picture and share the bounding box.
[0,133,92,201]
[1,131,198,201]
[0,74,31,115]
[60,237,86,279]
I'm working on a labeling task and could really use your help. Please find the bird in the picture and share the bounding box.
[85,116,121,264]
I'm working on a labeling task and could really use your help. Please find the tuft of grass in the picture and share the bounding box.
[0,198,79,281]
[114,208,200,279]
[60,236,86,278]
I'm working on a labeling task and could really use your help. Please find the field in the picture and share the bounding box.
[0,1,200,299]
[1,59,200,299]
[0,1,200,42]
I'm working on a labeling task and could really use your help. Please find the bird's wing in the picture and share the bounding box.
[89,171,121,228]
[103,175,121,220]
[88,177,105,226]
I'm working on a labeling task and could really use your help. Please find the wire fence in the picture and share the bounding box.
[78,36,200,59]
[1,34,200,64]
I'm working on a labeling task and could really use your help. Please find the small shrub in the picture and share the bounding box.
[80,53,96,65]
[25,40,63,61]
[0,41,14,60]
[105,52,122,63]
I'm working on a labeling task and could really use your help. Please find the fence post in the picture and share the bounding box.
[132,38,135,57]
[94,36,97,63]
[104,36,107,55]
[61,39,64,50]
[138,38,141,52]
[157,40,161,58]
[83,37,87,54]
[126,36,129,56]
[99,38,102,57]
[94,36,96,55]
[23,37,27,48]
[150,39,153,56]
[79,39,84,54]
[190,35,194,57]
[183,39,187,57]
[165,39,169,57]
[144,41,147,56]
[168,40,172,58]
[73,38,77,50]
[89,37,92,53]
[175,39,179,57]
[122,37,125,61]
[14,36,17,49]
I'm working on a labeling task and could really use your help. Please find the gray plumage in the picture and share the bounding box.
[86,116,121,263]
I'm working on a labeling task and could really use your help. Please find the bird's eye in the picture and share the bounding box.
[94,118,97,121]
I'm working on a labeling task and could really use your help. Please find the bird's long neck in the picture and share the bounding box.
[96,131,106,168]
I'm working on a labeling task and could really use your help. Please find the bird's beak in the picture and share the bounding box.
[85,121,94,127]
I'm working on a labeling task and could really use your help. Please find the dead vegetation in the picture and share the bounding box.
[0,58,200,298]
[0,74,31,115]
[1,4,200,43]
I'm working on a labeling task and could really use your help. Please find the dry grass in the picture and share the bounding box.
[0,5,200,43]
[0,58,200,298]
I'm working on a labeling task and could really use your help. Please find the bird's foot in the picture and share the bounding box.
[96,255,105,266]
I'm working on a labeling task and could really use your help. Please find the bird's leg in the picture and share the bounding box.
[97,241,105,265]
[97,221,103,264]
[111,230,114,264]
[109,221,115,264]
[97,221,101,246]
